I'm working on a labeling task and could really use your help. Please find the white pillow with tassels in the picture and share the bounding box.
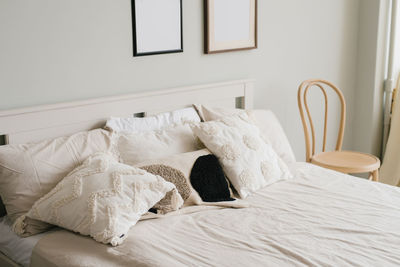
[14,152,183,246]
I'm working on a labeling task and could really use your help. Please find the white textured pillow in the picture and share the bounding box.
[193,105,296,164]
[0,129,114,236]
[194,104,243,121]
[18,152,183,246]
[191,113,292,198]
[106,107,201,133]
[117,124,203,165]
[251,110,296,164]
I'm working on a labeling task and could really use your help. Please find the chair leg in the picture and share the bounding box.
[369,170,379,182]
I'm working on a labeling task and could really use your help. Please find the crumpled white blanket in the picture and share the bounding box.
[31,163,400,267]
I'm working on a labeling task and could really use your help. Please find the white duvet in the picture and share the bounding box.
[30,163,400,266]
[0,216,53,267]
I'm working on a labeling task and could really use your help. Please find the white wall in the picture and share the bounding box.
[257,0,360,160]
[391,1,400,78]
[0,0,361,160]
[353,0,390,157]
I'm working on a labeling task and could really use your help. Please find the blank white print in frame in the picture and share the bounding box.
[134,0,182,56]
[207,0,257,53]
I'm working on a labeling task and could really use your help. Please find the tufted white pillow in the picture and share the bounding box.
[193,104,296,164]
[17,152,183,246]
[191,113,292,198]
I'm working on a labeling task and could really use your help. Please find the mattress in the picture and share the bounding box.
[29,162,400,267]
[0,216,56,267]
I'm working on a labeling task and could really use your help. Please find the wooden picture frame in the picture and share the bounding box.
[132,0,183,57]
[204,0,257,54]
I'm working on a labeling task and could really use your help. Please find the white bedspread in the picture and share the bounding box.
[31,163,400,266]
[0,216,54,267]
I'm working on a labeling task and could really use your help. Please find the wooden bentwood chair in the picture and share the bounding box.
[298,79,380,181]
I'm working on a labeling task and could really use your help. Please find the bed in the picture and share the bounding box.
[1,80,400,267]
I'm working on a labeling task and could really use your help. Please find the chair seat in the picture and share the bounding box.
[311,150,380,174]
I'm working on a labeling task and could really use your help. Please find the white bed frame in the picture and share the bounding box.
[0,79,254,267]
[0,79,254,145]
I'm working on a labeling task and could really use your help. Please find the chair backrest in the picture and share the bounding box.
[297,79,346,162]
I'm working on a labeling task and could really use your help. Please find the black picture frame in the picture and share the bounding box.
[131,0,183,57]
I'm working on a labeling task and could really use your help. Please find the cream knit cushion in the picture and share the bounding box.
[18,152,183,246]
[191,113,292,198]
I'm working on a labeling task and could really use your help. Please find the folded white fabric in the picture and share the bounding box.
[106,107,201,133]
[191,113,292,198]
[18,152,183,246]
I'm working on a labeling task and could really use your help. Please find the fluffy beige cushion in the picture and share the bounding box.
[18,152,183,246]
[0,129,114,236]
[191,113,292,198]
[141,164,192,213]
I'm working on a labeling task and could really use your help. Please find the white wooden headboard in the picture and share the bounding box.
[0,79,254,145]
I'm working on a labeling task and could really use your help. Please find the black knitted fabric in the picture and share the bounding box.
[190,154,234,202]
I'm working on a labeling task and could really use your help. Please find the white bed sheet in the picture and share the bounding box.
[30,162,400,266]
[0,216,56,267]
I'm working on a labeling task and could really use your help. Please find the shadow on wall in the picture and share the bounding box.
[0,135,5,146]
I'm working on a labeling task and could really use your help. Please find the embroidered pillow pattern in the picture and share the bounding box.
[17,152,183,246]
[191,113,292,198]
